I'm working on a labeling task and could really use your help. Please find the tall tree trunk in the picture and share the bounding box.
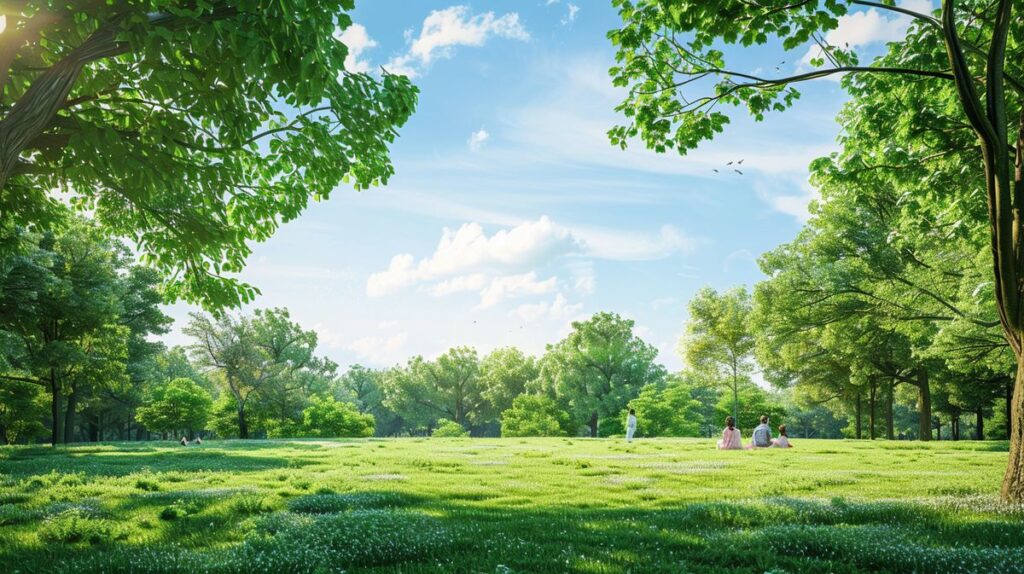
[49,370,62,446]
[869,379,877,440]
[63,388,78,444]
[917,369,931,441]
[588,413,598,438]
[977,408,985,440]
[886,381,895,440]
[855,394,862,439]
[1004,360,1024,499]
[238,403,249,439]
[1008,378,1015,439]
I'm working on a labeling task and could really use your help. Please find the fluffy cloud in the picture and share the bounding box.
[478,272,557,309]
[801,0,933,66]
[335,23,377,74]
[468,128,490,151]
[384,6,529,78]
[366,216,578,297]
[512,293,583,324]
[347,332,409,365]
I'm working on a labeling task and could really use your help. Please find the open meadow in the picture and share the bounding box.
[0,438,1021,573]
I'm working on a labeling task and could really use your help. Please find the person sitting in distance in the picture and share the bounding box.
[771,424,792,448]
[194,436,203,445]
[717,416,743,450]
[180,436,188,446]
[750,415,773,448]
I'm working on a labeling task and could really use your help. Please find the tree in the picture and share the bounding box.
[626,378,702,437]
[300,395,373,438]
[0,1,418,309]
[608,0,1024,499]
[0,379,47,444]
[337,365,401,436]
[501,394,574,437]
[680,287,756,422]
[136,378,213,438]
[0,221,166,445]
[185,308,330,438]
[537,312,665,437]
[480,347,540,417]
[382,347,488,431]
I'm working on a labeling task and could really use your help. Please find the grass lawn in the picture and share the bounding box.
[0,437,1020,573]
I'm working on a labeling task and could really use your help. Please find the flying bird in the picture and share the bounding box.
[713,169,719,173]
[738,159,745,165]
[726,161,733,166]
[734,169,743,175]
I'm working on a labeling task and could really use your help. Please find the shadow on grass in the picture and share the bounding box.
[0,447,297,478]
[2,488,1023,574]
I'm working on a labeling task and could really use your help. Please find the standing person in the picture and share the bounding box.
[751,415,773,448]
[626,408,638,443]
[717,416,743,450]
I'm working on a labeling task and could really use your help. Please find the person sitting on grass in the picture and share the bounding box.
[750,415,773,448]
[626,408,637,443]
[772,425,792,448]
[180,436,188,446]
[717,416,743,450]
[195,436,203,445]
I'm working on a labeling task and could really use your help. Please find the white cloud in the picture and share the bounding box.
[348,332,409,365]
[468,128,490,151]
[576,224,698,260]
[366,216,578,297]
[366,216,697,299]
[478,272,557,309]
[384,6,529,77]
[801,0,933,67]
[562,3,580,25]
[335,23,377,74]
[754,179,820,223]
[512,293,583,324]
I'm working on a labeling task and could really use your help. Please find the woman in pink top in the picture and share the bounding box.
[717,416,743,450]
[772,424,793,448]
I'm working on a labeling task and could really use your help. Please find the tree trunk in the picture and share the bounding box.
[886,381,895,440]
[855,394,862,439]
[49,371,62,446]
[238,404,249,439]
[869,380,877,440]
[63,388,78,445]
[1003,360,1024,499]
[917,368,931,441]
[1008,378,1015,439]
[588,413,598,438]
[977,407,985,440]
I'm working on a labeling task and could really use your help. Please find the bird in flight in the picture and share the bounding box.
[734,169,743,175]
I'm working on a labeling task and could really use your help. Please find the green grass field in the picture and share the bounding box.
[0,438,1021,573]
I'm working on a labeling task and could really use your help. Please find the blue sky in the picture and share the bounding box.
[161,0,930,370]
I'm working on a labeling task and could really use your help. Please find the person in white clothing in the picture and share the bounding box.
[771,424,793,448]
[717,416,743,450]
[626,408,637,442]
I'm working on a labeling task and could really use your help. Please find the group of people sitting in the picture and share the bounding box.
[717,415,791,450]
[179,436,203,446]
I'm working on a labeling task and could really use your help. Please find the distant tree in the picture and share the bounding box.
[432,418,470,438]
[136,378,213,439]
[680,287,756,422]
[501,395,574,437]
[627,379,702,437]
[301,396,373,438]
[337,365,401,436]
[714,382,786,434]
[480,347,540,418]
[538,312,665,437]
[185,308,330,438]
[0,2,418,309]
[383,347,487,430]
